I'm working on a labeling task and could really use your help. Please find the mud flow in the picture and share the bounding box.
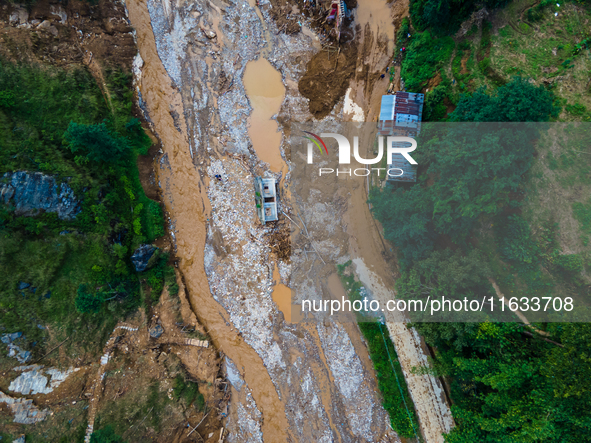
[123,0,453,441]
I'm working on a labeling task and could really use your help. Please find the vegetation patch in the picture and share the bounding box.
[0,59,171,362]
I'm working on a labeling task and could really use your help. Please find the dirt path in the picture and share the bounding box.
[124,1,291,441]
[341,1,456,441]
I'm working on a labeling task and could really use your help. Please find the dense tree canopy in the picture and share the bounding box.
[450,77,560,122]
[75,284,104,314]
[369,185,436,266]
[412,322,591,442]
[371,77,557,260]
[411,0,509,33]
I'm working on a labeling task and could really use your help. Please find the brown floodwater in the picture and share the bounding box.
[243,58,287,173]
[124,0,291,441]
[271,264,291,322]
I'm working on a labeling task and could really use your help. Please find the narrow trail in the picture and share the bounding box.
[84,324,139,443]
[342,120,454,443]
[124,1,291,441]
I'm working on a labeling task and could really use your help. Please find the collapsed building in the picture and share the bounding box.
[254,177,278,224]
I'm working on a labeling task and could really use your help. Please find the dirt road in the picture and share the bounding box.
[327,1,456,441]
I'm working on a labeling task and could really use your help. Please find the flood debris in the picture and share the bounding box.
[127,0,401,440]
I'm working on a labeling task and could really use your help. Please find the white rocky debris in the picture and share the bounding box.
[9,365,78,395]
[317,321,377,440]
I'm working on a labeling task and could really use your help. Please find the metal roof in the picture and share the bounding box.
[378,92,424,182]
[378,92,424,136]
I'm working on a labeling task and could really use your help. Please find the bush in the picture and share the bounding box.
[450,77,560,122]
[75,284,104,313]
[64,122,130,164]
[370,185,436,267]
[554,254,584,273]
[499,214,539,265]
[400,31,454,92]
[423,85,449,121]
[173,375,204,410]
[90,426,126,443]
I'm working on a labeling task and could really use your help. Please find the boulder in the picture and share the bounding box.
[1,332,22,344]
[37,20,58,37]
[49,5,67,24]
[131,244,158,272]
[9,6,28,25]
[0,171,80,220]
[18,282,30,290]
[202,28,217,39]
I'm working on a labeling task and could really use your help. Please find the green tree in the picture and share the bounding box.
[425,123,537,239]
[64,122,129,164]
[90,426,126,443]
[369,185,436,266]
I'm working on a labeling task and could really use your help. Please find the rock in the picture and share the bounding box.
[0,390,49,424]
[0,171,80,220]
[225,357,244,392]
[49,5,67,24]
[37,20,58,37]
[8,345,31,363]
[9,366,76,395]
[9,7,28,25]
[1,332,22,344]
[202,28,217,39]
[18,282,30,290]
[9,368,49,395]
[13,435,25,443]
[131,244,158,272]
[149,324,164,339]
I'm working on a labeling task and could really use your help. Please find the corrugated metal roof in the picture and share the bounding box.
[379,94,396,122]
[378,92,424,182]
[378,92,425,135]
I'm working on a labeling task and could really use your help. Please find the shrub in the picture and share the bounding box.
[90,426,126,443]
[75,284,104,313]
[64,122,130,164]
[554,254,584,273]
[400,31,454,92]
